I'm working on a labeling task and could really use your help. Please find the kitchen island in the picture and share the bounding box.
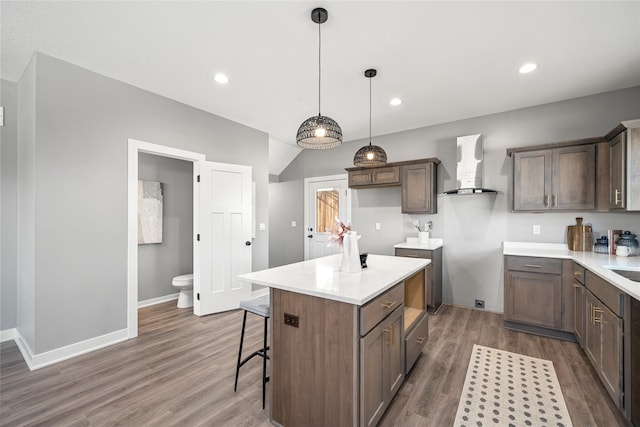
[238,254,430,427]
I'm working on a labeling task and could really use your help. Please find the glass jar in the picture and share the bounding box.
[594,236,609,254]
[617,231,639,256]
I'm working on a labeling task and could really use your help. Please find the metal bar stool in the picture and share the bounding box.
[234,294,270,409]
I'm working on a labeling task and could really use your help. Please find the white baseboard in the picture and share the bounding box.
[0,328,17,343]
[14,328,129,371]
[138,293,179,308]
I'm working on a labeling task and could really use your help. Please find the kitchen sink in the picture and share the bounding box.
[607,268,640,283]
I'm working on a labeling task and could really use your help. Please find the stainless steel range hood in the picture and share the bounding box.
[443,134,498,195]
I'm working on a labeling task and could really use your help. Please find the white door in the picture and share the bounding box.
[194,161,252,315]
[304,175,351,260]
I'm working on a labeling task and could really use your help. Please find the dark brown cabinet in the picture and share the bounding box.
[605,119,640,211]
[401,162,436,214]
[346,158,440,215]
[395,247,442,312]
[573,262,585,347]
[582,271,624,408]
[609,131,626,209]
[360,305,403,427]
[503,256,575,339]
[349,166,400,188]
[511,144,596,211]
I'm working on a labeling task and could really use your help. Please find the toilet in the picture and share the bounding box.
[172,274,194,308]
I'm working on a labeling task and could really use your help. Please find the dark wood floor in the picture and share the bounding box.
[0,303,629,426]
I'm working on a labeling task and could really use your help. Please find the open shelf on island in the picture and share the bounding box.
[404,268,426,332]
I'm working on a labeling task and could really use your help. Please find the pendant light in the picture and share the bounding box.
[353,69,387,167]
[296,8,343,149]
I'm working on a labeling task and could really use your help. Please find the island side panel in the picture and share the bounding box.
[271,288,359,427]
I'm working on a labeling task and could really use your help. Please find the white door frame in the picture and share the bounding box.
[127,139,205,339]
[303,174,351,260]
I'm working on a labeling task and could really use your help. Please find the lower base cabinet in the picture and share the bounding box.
[360,305,404,427]
[583,286,624,407]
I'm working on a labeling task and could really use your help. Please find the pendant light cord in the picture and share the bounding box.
[318,20,322,116]
[369,74,372,146]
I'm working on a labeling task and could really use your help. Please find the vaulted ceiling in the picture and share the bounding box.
[2,1,639,174]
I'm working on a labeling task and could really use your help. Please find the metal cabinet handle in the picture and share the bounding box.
[416,336,426,345]
[544,195,549,207]
[524,264,542,268]
[572,283,582,288]
[381,301,397,309]
[383,327,391,346]
[574,272,582,277]
[614,189,622,205]
[553,194,558,208]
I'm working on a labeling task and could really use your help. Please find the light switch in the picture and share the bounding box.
[375,223,381,230]
[533,224,541,235]
[259,223,266,231]
[291,221,297,228]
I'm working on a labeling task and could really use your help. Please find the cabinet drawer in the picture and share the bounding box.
[585,271,623,316]
[405,313,428,373]
[361,284,404,336]
[573,262,585,284]
[349,170,373,187]
[395,248,431,259]
[506,256,562,275]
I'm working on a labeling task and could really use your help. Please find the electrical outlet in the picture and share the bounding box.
[291,221,297,228]
[284,313,299,328]
[475,299,485,309]
[533,224,541,235]
[375,223,381,230]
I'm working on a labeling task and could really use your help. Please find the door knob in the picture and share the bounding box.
[245,241,251,246]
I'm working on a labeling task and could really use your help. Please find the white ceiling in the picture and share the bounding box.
[2,1,639,174]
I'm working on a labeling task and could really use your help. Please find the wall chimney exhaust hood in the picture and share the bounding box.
[443,134,498,195]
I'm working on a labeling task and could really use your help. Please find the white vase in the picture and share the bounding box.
[341,231,362,273]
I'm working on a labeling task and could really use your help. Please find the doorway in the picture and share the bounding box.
[127,139,205,339]
[304,174,351,260]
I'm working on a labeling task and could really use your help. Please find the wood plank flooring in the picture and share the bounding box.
[0,303,630,426]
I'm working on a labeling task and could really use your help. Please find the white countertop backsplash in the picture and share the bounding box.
[394,238,444,250]
[503,241,640,301]
[238,254,429,305]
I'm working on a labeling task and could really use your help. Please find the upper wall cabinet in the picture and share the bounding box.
[401,162,437,214]
[606,119,640,211]
[508,142,597,212]
[346,158,440,214]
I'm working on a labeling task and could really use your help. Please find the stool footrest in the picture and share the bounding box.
[238,347,270,369]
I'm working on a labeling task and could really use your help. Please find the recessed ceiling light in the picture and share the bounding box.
[390,98,402,106]
[214,73,229,84]
[518,63,538,74]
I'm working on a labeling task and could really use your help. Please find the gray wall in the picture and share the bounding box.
[269,179,304,268]
[277,86,640,312]
[1,79,18,330]
[138,153,193,302]
[13,53,269,354]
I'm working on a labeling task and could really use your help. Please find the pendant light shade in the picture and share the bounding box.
[353,69,387,167]
[296,8,343,149]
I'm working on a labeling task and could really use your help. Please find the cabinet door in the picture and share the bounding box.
[513,150,552,211]
[401,163,436,214]
[583,291,600,368]
[598,304,623,407]
[504,270,562,328]
[349,170,374,188]
[372,167,400,186]
[574,283,584,347]
[609,132,626,209]
[552,144,596,210]
[385,307,405,400]
[360,321,386,427]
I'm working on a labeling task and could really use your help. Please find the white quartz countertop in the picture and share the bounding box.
[238,254,430,305]
[394,238,444,250]
[503,241,640,301]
